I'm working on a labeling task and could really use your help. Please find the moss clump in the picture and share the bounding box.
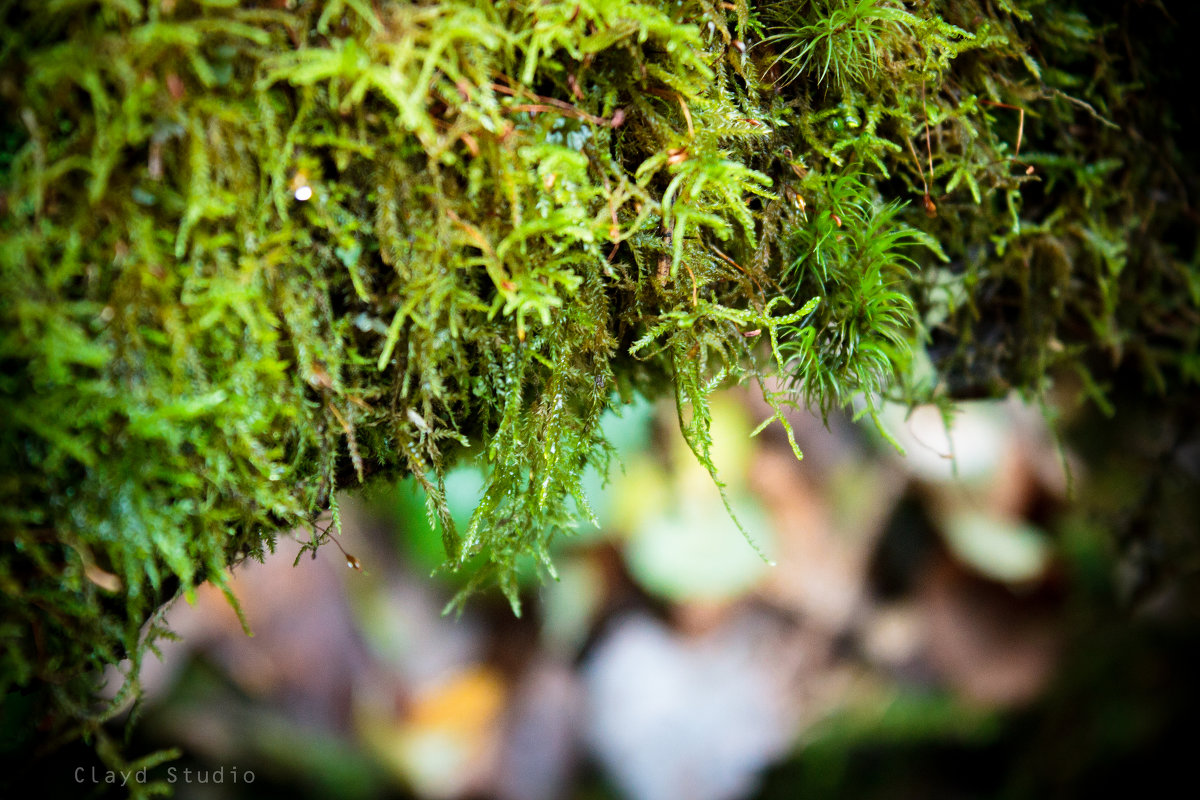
[1,0,1196,767]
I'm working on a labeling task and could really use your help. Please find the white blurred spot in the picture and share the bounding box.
[294,185,313,202]
[582,614,796,800]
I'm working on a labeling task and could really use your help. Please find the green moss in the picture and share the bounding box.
[1,0,1196,772]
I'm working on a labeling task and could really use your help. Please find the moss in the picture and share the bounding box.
[1,0,1196,773]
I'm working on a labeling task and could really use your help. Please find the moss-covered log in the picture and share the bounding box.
[2,0,1196,765]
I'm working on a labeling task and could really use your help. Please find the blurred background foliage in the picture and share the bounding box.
[14,385,1199,799]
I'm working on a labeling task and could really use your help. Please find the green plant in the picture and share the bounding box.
[778,171,916,425]
[1,0,1196,780]
[759,0,920,90]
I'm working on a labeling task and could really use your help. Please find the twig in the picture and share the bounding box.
[708,243,764,295]
[645,88,694,138]
[1046,88,1120,130]
[981,99,1036,174]
[920,81,937,216]
[493,82,624,127]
